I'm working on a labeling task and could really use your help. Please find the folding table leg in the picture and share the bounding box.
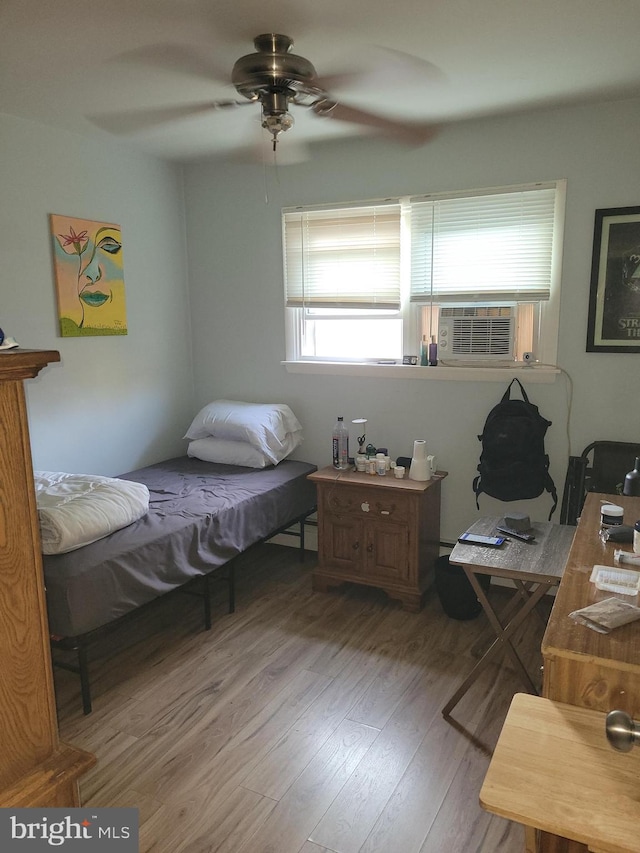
[514,579,549,631]
[442,573,551,717]
[471,582,535,657]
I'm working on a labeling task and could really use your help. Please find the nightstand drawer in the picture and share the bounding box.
[322,485,411,523]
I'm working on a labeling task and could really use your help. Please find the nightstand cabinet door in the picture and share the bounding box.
[323,513,365,576]
[365,520,411,583]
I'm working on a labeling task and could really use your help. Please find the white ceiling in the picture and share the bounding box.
[2,0,640,163]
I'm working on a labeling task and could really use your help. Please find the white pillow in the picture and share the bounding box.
[187,438,270,468]
[184,399,303,464]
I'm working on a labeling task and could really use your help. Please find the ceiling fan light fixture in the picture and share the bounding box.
[260,90,295,150]
[262,108,294,150]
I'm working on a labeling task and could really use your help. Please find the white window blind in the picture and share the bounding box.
[409,184,557,304]
[284,203,402,309]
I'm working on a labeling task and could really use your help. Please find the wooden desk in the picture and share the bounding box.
[442,517,575,717]
[528,491,640,853]
[480,693,640,853]
[542,492,640,717]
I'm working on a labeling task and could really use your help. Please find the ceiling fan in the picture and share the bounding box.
[207,33,439,153]
[90,33,441,160]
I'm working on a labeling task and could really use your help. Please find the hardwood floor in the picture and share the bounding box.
[54,544,549,853]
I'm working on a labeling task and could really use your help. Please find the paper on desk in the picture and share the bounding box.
[569,597,640,634]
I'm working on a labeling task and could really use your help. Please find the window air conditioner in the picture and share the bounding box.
[438,306,515,360]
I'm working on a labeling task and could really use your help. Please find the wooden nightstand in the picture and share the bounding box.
[307,466,446,611]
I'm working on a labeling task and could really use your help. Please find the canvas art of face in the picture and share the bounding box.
[50,214,127,336]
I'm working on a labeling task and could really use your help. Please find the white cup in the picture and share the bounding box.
[394,465,405,479]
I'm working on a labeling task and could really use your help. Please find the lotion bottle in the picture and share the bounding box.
[428,335,438,366]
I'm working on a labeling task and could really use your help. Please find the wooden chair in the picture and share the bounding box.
[560,440,640,525]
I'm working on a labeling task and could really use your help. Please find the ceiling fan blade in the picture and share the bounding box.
[87,101,248,136]
[112,43,231,86]
[312,70,367,94]
[312,45,446,100]
[312,101,439,146]
[371,46,447,87]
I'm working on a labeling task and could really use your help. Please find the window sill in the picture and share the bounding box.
[283,361,559,383]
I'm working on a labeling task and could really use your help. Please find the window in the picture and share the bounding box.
[283,203,403,362]
[283,181,565,367]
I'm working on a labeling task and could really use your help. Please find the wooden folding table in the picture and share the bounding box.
[442,517,575,718]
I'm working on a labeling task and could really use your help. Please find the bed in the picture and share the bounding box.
[43,455,318,714]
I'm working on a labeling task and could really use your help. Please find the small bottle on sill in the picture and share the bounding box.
[428,335,438,366]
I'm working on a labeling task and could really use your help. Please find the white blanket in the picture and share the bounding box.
[34,471,150,555]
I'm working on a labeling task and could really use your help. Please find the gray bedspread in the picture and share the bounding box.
[43,456,317,637]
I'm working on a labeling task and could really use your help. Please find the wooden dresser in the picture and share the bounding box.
[308,466,445,611]
[0,350,95,807]
[538,491,640,853]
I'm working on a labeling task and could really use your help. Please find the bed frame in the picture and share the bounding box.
[44,456,317,714]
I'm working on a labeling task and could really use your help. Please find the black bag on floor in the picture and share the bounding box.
[472,379,557,519]
[435,556,491,620]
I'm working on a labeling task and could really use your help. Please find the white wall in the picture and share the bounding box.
[0,113,194,475]
[183,96,640,542]
[4,98,638,541]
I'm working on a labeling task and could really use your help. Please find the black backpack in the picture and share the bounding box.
[472,379,557,519]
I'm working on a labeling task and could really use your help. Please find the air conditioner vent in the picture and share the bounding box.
[438,306,515,359]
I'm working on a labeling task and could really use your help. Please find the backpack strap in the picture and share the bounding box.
[472,473,481,509]
[501,377,530,404]
[546,471,558,520]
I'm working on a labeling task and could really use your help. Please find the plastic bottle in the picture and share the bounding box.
[420,336,429,366]
[332,416,350,470]
[428,335,438,366]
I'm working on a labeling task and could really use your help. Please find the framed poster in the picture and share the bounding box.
[50,214,127,337]
[586,206,640,352]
